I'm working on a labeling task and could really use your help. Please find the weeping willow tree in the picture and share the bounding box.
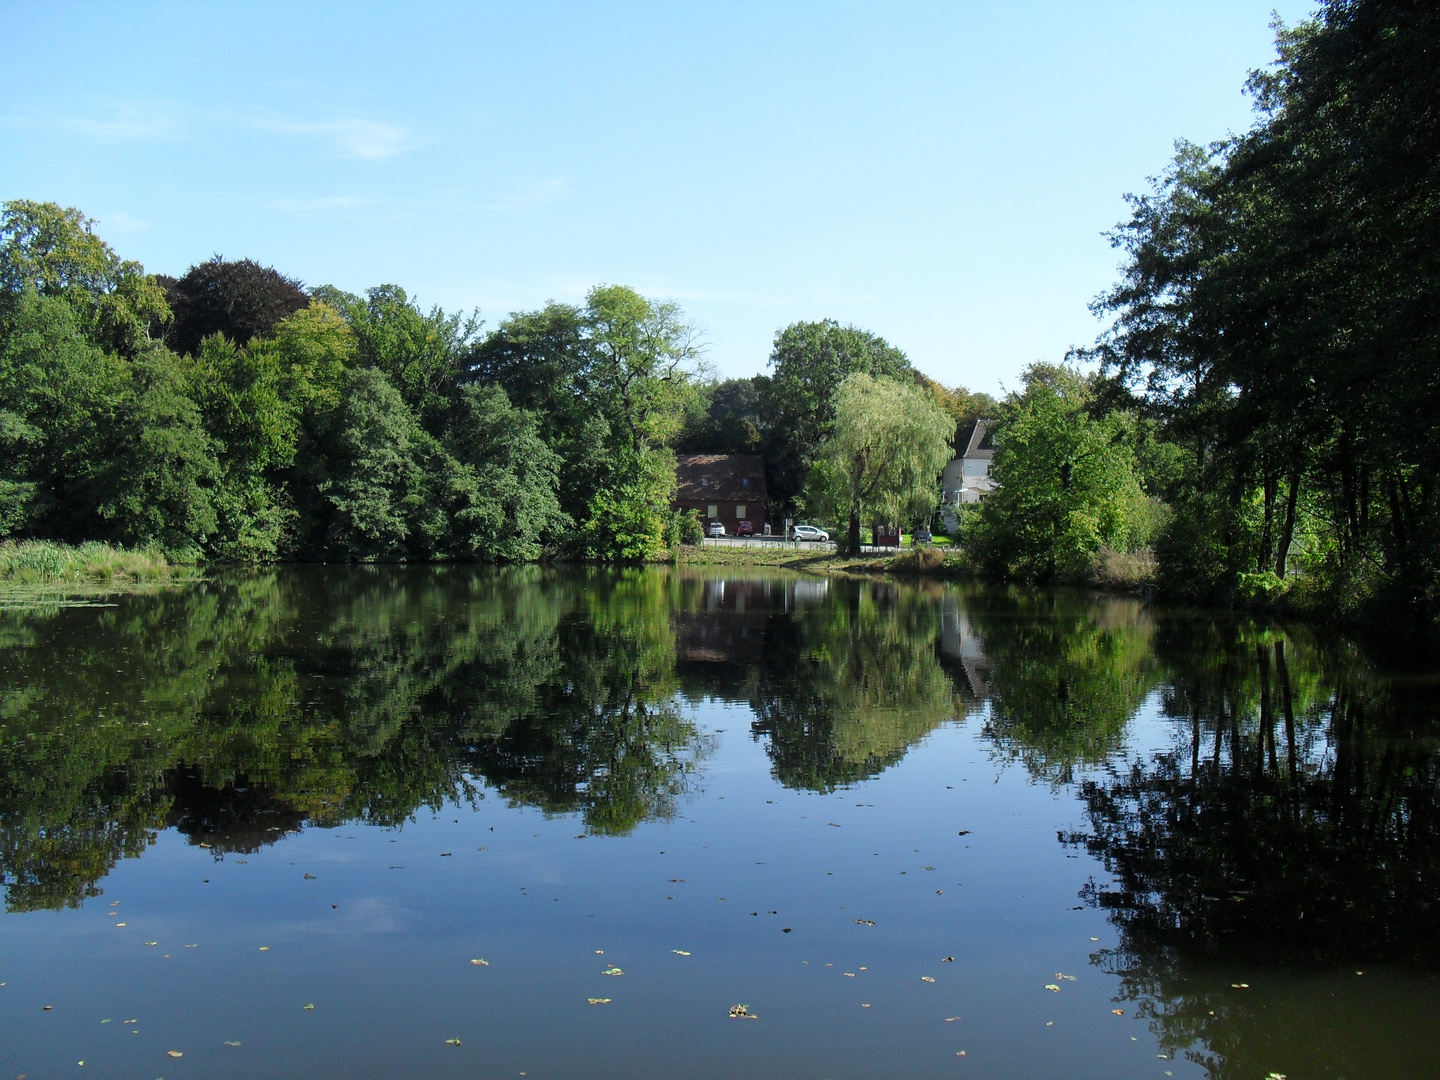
[805,373,954,553]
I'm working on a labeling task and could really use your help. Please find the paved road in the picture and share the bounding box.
[698,536,836,551]
[695,537,909,555]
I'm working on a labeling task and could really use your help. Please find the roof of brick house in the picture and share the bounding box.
[674,454,769,504]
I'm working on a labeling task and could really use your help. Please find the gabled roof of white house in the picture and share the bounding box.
[959,418,995,460]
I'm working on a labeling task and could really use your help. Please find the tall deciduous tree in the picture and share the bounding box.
[0,200,169,355]
[764,320,912,509]
[806,373,954,553]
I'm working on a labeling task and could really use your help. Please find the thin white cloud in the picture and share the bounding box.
[95,211,150,233]
[2,98,420,161]
[239,110,420,160]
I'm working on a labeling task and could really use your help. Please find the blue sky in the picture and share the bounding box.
[1,1,1315,393]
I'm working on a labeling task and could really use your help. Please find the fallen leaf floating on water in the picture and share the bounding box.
[470,958,490,966]
[921,976,937,983]
[595,950,604,954]
[445,1038,462,1046]
[956,1051,967,1057]
[303,1003,315,1010]
[728,1004,757,1020]
[1054,973,1076,981]
[844,972,855,978]
[782,928,792,933]
[116,923,126,927]
[1112,1009,1125,1015]
[304,874,316,880]
[167,1051,184,1058]
[671,950,691,956]
[668,878,685,883]
[957,830,971,836]
[1231,983,1250,989]
[1267,1074,1288,1079]
[42,1005,53,1010]
[944,1017,962,1022]
[827,822,841,827]
[941,956,956,962]
[1044,984,1062,993]
[854,919,875,926]
[146,941,158,946]
[587,998,612,1005]
[259,946,270,951]
[224,1041,241,1047]
[602,967,624,976]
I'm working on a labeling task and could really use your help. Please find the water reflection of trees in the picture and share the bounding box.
[967,589,1160,783]
[746,578,963,791]
[7,555,1440,1080]
[0,569,710,910]
[1065,620,1440,1078]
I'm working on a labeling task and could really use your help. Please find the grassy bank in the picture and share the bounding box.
[0,540,197,601]
[670,543,973,577]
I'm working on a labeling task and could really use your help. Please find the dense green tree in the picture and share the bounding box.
[468,285,701,559]
[439,383,568,561]
[0,291,217,552]
[676,375,770,455]
[0,200,169,356]
[763,319,912,508]
[1090,0,1440,634]
[970,364,1150,582]
[806,372,954,553]
[331,284,483,427]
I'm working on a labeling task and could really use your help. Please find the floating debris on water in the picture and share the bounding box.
[729,1004,757,1019]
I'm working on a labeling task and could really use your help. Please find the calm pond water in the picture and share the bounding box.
[2,567,1438,1080]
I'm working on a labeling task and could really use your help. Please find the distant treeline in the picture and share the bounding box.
[0,204,987,563]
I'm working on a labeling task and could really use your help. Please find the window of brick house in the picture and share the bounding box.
[736,504,746,518]
[707,504,718,519]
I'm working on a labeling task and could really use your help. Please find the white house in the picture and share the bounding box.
[939,418,995,533]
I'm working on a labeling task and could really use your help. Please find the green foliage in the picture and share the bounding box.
[806,373,954,554]
[468,286,701,560]
[0,200,169,356]
[764,319,913,507]
[971,365,1149,583]
[1090,0,1440,635]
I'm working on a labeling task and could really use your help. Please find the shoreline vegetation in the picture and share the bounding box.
[2,3,1436,644]
[0,540,198,602]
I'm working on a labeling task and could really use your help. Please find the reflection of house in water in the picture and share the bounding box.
[937,599,992,703]
[673,576,829,695]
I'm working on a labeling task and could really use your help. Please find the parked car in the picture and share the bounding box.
[707,521,727,538]
[914,527,932,543]
[736,520,755,536]
[792,525,829,542]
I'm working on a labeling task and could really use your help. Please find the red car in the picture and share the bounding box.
[736,520,755,536]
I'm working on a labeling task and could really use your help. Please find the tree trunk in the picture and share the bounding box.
[848,505,861,555]
[1275,472,1301,577]
[1258,473,1277,572]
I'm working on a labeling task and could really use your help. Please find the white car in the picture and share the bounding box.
[707,521,727,538]
[792,525,829,542]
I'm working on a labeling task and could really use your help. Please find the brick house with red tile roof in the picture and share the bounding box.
[673,454,769,535]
